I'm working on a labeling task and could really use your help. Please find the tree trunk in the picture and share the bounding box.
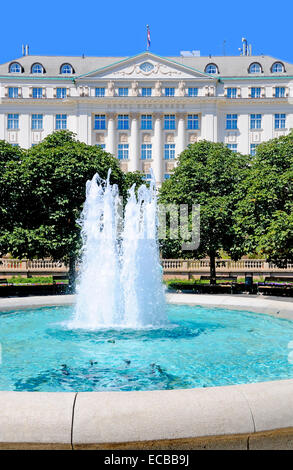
[209,251,216,285]
[68,253,76,293]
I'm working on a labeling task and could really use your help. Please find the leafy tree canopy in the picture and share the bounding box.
[234,131,293,266]
[0,131,127,285]
[159,140,250,281]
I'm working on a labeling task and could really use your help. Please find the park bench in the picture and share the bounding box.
[0,278,8,285]
[200,275,238,282]
[263,276,293,284]
[52,274,69,284]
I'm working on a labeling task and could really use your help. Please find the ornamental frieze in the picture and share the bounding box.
[113,63,182,77]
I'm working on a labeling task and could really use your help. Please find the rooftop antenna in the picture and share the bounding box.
[242,38,248,56]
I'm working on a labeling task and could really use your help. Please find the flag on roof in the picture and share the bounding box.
[147,25,151,50]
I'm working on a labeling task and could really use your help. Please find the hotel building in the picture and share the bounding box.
[0,50,292,182]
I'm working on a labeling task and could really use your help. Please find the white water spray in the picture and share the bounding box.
[71,171,167,329]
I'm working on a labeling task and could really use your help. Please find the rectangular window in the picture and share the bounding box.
[250,114,262,129]
[117,115,129,130]
[227,144,237,153]
[164,144,175,160]
[251,87,261,98]
[32,114,43,130]
[165,87,175,97]
[164,114,176,130]
[11,143,19,147]
[7,113,19,129]
[275,87,285,98]
[187,114,199,130]
[32,87,43,99]
[227,87,237,98]
[95,144,106,149]
[118,144,129,160]
[226,114,238,129]
[141,144,152,160]
[164,174,171,180]
[141,115,152,130]
[143,173,152,181]
[118,88,128,97]
[95,87,105,97]
[8,87,19,98]
[188,87,198,97]
[94,115,106,130]
[141,87,152,96]
[250,144,259,156]
[275,113,286,129]
[56,87,67,99]
[56,114,67,129]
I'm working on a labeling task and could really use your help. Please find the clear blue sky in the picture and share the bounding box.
[1,0,292,64]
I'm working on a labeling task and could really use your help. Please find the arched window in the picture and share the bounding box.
[31,63,44,74]
[9,62,22,73]
[271,62,284,73]
[249,63,262,74]
[60,63,73,74]
[205,63,218,74]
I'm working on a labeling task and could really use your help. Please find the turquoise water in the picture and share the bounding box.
[0,304,293,392]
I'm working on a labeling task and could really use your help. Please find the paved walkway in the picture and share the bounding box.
[0,293,292,319]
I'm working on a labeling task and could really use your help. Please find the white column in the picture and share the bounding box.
[129,113,139,171]
[78,110,89,144]
[106,113,116,156]
[177,113,186,156]
[153,113,163,184]
[202,112,214,141]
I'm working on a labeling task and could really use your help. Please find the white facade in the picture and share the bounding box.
[0,51,293,183]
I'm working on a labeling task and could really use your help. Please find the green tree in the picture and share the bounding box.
[235,132,293,266]
[159,140,250,284]
[0,141,24,250]
[0,131,125,290]
[123,170,146,193]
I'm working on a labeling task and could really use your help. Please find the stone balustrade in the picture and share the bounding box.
[162,258,293,274]
[0,258,68,277]
[0,258,292,278]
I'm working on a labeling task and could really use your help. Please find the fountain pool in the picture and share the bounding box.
[1,302,293,392]
[1,174,293,449]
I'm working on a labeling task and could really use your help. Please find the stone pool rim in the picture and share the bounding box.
[0,293,293,450]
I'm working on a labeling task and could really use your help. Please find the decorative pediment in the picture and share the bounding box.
[76,52,213,81]
[112,61,183,78]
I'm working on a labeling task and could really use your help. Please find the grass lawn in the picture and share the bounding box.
[6,276,68,285]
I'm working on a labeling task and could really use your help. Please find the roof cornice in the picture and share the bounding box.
[219,76,293,81]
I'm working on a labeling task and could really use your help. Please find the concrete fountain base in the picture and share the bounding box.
[0,294,293,450]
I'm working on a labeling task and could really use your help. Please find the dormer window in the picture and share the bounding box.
[9,62,22,73]
[60,63,73,74]
[249,63,262,74]
[205,64,218,74]
[271,62,284,73]
[31,63,44,74]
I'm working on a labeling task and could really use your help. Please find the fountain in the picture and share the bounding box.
[72,170,167,329]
